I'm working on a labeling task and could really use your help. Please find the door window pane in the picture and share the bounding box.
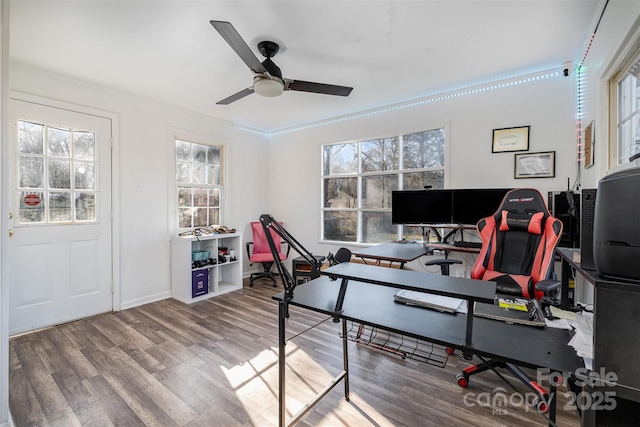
[75,162,95,189]
[73,131,95,160]
[19,191,44,223]
[18,121,43,155]
[19,157,44,188]
[75,192,96,221]
[48,127,70,158]
[48,159,71,189]
[49,192,72,222]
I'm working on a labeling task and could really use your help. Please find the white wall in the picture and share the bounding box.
[10,65,269,309]
[567,0,640,304]
[268,73,577,267]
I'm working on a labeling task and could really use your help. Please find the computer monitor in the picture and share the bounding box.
[451,189,512,225]
[391,190,453,224]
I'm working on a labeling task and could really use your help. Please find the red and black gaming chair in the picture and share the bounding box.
[456,188,563,412]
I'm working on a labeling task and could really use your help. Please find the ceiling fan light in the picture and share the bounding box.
[254,77,284,97]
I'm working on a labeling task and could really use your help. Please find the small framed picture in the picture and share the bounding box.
[584,120,594,168]
[514,151,555,179]
[492,126,530,153]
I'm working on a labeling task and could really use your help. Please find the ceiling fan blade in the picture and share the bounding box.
[216,87,254,105]
[210,20,267,74]
[286,80,353,97]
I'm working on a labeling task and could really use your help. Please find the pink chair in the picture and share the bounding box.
[246,221,290,287]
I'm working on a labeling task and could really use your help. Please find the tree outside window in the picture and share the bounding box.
[322,128,446,243]
[176,139,223,229]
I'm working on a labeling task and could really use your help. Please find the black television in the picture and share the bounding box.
[391,190,453,224]
[451,189,512,225]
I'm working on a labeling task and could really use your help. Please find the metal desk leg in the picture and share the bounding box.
[279,300,287,427]
[279,300,348,427]
[342,319,350,401]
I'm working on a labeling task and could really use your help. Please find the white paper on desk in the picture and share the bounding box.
[394,290,466,313]
[544,318,575,330]
[569,312,594,359]
[550,306,577,321]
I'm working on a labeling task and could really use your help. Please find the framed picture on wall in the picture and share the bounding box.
[514,151,555,179]
[584,120,595,168]
[492,126,530,153]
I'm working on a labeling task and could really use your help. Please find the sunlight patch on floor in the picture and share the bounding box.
[220,341,394,426]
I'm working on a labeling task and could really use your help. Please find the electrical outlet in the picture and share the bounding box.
[455,270,465,278]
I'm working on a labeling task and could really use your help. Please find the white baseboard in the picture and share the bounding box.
[120,290,172,310]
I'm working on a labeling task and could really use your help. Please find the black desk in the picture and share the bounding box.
[555,248,640,426]
[352,241,427,268]
[273,263,583,426]
[556,247,598,310]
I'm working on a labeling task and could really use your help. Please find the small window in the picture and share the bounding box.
[175,139,223,229]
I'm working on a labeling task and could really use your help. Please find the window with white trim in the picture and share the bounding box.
[322,128,446,243]
[610,47,640,167]
[175,139,223,228]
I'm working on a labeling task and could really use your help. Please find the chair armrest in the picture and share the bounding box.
[283,242,291,258]
[535,279,561,295]
[425,259,463,267]
[246,241,253,258]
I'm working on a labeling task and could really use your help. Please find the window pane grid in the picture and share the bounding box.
[175,139,224,229]
[323,127,445,243]
[16,120,98,224]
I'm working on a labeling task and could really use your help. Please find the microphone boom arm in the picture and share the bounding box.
[259,214,325,302]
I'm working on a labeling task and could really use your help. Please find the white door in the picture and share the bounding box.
[8,99,113,335]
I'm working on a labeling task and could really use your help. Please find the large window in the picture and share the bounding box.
[322,128,446,243]
[175,139,223,229]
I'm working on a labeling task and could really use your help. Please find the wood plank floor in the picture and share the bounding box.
[9,278,580,426]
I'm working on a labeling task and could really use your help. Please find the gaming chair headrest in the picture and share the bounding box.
[494,188,550,217]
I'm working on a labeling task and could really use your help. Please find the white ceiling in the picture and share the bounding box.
[10,0,600,133]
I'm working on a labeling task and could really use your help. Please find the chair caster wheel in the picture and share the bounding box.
[533,397,549,414]
[456,373,469,388]
[445,347,454,355]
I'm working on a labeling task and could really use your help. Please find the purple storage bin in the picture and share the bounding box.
[191,269,209,297]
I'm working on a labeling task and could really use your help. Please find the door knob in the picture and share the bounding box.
[9,229,13,237]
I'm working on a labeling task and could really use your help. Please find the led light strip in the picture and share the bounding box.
[234,68,562,137]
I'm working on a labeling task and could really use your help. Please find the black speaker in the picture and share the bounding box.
[548,191,580,248]
[580,189,597,270]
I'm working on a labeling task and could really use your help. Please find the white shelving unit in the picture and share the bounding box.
[171,232,243,304]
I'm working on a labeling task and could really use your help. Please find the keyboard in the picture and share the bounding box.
[453,241,482,249]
